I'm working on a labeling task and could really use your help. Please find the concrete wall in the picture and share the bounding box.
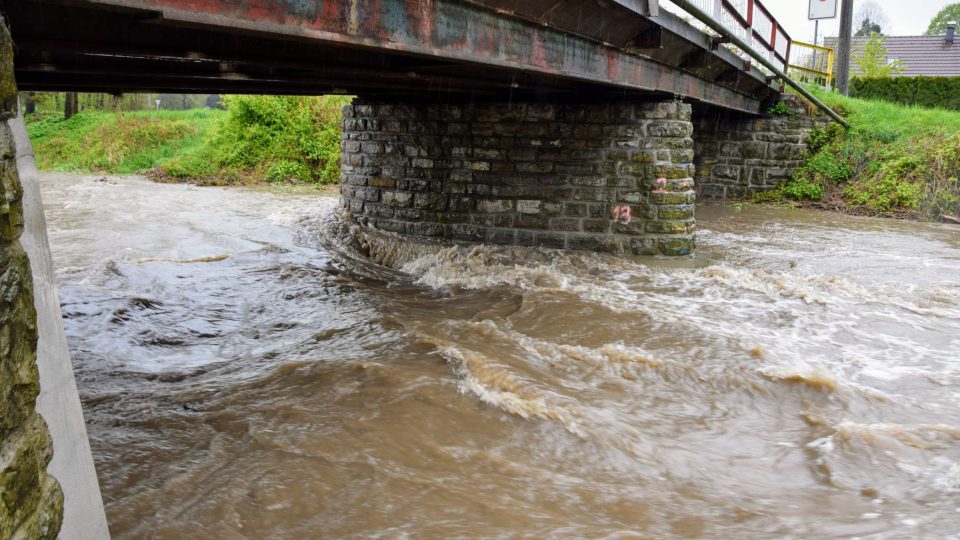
[340,100,697,256]
[0,15,110,540]
[694,95,827,199]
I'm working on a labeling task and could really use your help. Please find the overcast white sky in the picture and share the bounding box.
[759,0,951,43]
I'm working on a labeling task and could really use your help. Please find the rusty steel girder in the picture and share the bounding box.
[4,0,773,112]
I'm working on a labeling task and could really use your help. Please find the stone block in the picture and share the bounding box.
[582,219,610,233]
[569,235,623,253]
[549,218,581,232]
[671,149,694,164]
[712,164,741,181]
[515,215,548,230]
[658,237,694,257]
[408,222,446,237]
[486,228,517,244]
[741,141,766,160]
[638,101,678,120]
[517,200,542,214]
[629,237,657,256]
[477,199,514,213]
[465,184,491,196]
[367,178,395,188]
[533,232,566,249]
[464,161,491,171]
[359,187,380,202]
[564,203,588,217]
[451,224,484,241]
[658,205,694,220]
[646,220,692,235]
[470,213,513,228]
[414,193,447,212]
[382,191,412,207]
[698,184,726,199]
[647,121,691,138]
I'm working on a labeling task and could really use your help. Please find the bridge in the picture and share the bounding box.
[8,0,788,112]
[0,4,830,534]
[1,0,831,260]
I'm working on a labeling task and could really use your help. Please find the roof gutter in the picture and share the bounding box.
[668,0,850,128]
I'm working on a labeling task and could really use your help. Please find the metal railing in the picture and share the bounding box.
[788,41,834,88]
[665,0,850,127]
[674,0,792,72]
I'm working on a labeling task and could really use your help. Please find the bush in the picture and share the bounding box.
[266,160,313,182]
[203,95,349,183]
[779,176,824,200]
[28,96,351,185]
[851,77,960,110]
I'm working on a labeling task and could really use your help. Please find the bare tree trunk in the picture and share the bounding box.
[22,92,36,114]
[112,93,123,117]
[64,91,78,119]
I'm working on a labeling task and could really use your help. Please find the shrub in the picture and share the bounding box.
[266,160,313,182]
[779,176,824,200]
[851,77,960,110]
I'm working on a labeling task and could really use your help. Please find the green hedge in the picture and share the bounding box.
[850,77,960,110]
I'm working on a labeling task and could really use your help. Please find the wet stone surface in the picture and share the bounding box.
[0,16,64,540]
[339,100,696,257]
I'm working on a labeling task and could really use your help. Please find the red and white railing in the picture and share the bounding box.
[667,0,792,72]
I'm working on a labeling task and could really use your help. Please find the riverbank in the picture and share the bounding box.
[755,87,960,224]
[26,95,348,186]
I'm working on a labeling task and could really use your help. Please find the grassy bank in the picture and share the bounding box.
[758,87,960,222]
[27,95,349,185]
[28,109,223,174]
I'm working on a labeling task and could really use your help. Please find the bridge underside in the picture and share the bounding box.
[3,0,778,113]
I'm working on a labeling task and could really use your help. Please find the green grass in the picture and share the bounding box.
[758,87,960,221]
[27,109,224,175]
[807,85,960,139]
[27,95,350,185]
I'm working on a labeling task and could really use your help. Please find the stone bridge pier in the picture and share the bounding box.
[338,99,697,257]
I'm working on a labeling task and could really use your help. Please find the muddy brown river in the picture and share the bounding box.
[40,172,960,538]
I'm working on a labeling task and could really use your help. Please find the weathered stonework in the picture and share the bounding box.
[0,16,64,540]
[340,100,696,256]
[694,95,828,198]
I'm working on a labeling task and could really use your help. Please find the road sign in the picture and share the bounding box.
[809,0,838,20]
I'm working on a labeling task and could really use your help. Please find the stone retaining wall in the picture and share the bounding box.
[694,95,828,199]
[339,99,696,256]
[0,17,64,540]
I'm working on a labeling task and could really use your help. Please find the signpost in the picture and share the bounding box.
[809,0,839,45]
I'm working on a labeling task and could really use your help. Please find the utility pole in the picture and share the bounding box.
[836,0,854,95]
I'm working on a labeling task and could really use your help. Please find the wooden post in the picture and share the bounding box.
[836,0,854,95]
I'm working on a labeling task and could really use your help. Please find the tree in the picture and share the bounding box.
[855,1,888,36]
[63,92,78,120]
[855,32,905,78]
[926,3,960,36]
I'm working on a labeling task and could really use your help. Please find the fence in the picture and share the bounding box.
[668,0,792,72]
[788,41,834,87]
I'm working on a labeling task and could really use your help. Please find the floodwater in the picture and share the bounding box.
[41,172,960,539]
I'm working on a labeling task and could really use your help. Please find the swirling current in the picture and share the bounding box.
[41,173,960,538]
